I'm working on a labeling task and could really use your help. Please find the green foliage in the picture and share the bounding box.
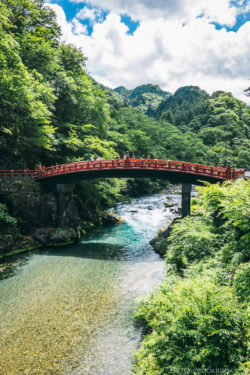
[135,180,249,374]
[75,178,127,219]
[0,3,249,371]
[195,180,250,268]
[114,84,170,115]
[134,277,247,374]
[0,203,17,234]
[166,216,216,272]
[233,263,250,303]
[0,0,249,182]
[155,87,250,167]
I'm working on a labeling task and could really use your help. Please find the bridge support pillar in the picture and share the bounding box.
[181,183,192,218]
[57,183,75,227]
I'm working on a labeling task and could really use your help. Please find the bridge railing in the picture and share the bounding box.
[0,169,36,177]
[35,159,229,179]
[0,160,245,180]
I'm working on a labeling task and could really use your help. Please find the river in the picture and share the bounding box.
[0,192,180,375]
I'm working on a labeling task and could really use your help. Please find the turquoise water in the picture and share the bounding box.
[0,193,180,375]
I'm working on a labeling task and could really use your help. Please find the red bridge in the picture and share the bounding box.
[0,159,245,185]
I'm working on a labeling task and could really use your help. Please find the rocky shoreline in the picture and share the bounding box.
[0,211,124,260]
[0,177,126,260]
[150,216,180,257]
[0,177,178,260]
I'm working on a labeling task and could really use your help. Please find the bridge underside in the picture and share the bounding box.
[38,168,224,186]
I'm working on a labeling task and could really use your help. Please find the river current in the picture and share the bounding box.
[0,192,180,375]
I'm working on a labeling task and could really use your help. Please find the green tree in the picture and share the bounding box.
[233,263,250,303]
[134,278,247,375]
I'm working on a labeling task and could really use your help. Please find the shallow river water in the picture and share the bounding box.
[0,192,180,375]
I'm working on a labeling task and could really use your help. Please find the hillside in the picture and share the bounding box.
[114,84,171,114]
[112,85,250,168]
[0,0,249,254]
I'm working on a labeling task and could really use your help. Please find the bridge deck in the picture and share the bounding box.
[0,159,245,184]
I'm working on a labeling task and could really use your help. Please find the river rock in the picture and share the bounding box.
[12,236,39,253]
[33,227,77,246]
[33,228,54,244]
[50,228,77,245]
[150,217,181,257]
[0,235,16,253]
[147,205,155,210]
[164,202,175,208]
[101,212,125,225]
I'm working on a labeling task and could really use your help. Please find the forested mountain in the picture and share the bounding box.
[114,84,170,114]
[115,84,250,168]
[0,2,249,372]
[156,86,250,168]
[0,0,249,241]
[0,0,249,172]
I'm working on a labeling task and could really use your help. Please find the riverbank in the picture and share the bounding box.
[0,192,176,375]
[0,176,128,260]
[0,212,125,261]
[0,176,179,260]
[132,179,249,375]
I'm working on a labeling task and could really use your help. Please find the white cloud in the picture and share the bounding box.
[76,6,105,23]
[72,19,88,34]
[46,3,250,104]
[69,0,237,25]
[76,7,96,22]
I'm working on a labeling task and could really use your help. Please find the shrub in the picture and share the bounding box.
[134,277,247,375]
[0,203,17,234]
[233,263,250,303]
[166,216,215,272]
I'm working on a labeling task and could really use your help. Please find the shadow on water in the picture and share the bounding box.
[0,192,173,280]
[45,242,130,261]
[41,221,149,262]
[0,221,149,282]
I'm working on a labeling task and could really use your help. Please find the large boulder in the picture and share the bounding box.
[32,228,55,244]
[101,211,125,225]
[33,227,77,246]
[50,228,77,245]
[14,235,37,250]
[150,217,181,257]
[0,235,15,254]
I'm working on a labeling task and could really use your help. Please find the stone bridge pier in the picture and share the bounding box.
[56,183,76,227]
[181,183,192,218]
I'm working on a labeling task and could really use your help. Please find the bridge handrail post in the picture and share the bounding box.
[225,165,231,179]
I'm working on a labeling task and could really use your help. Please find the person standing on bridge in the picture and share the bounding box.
[125,151,130,167]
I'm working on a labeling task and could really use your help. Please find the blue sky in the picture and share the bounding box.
[47,0,250,103]
[47,0,141,35]
[49,0,249,34]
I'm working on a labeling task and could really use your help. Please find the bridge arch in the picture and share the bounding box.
[34,158,242,185]
[0,159,245,226]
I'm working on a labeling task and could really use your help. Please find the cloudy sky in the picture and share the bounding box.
[46,0,250,102]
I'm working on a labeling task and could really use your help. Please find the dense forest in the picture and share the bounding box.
[0,0,249,373]
[133,179,250,374]
[0,0,250,252]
